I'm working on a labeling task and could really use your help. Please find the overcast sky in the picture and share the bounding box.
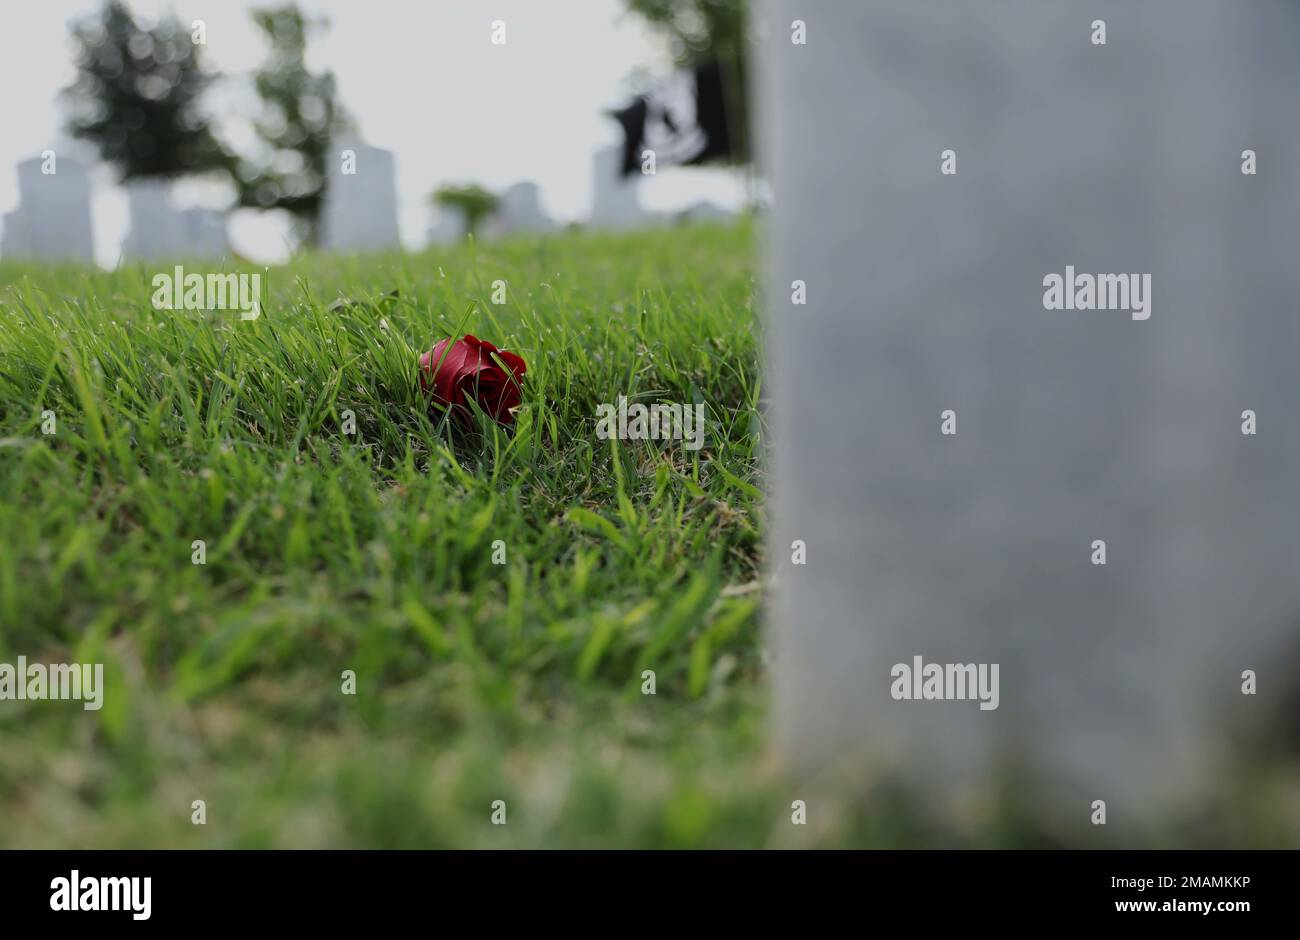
[0,0,748,265]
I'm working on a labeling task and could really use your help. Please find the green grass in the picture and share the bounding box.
[0,223,779,847]
[1,222,1296,848]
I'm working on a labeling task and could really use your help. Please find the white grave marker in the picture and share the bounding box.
[489,181,556,237]
[179,207,229,259]
[426,205,466,246]
[122,179,184,262]
[589,146,648,231]
[761,0,1300,828]
[1,156,94,262]
[322,140,401,253]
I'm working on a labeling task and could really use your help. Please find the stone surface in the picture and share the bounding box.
[121,179,184,262]
[1,156,94,262]
[489,181,557,237]
[121,180,227,262]
[589,145,648,231]
[760,0,1300,827]
[426,205,466,246]
[179,207,229,259]
[321,140,401,254]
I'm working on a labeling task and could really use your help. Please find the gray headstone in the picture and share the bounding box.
[0,209,30,258]
[761,0,1300,828]
[1,156,94,262]
[179,207,229,259]
[426,205,466,246]
[590,146,648,230]
[122,179,185,262]
[322,140,401,253]
[489,181,556,237]
[121,181,228,262]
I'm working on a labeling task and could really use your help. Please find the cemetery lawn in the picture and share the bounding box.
[0,222,790,848]
[2,222,1293,848]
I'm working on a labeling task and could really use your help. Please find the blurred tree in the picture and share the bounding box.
[235,4,349,247]
[431,185,499,239]
[63,1,227,180]
[624,0,749,162]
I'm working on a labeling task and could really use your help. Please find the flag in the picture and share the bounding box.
[609,60,736,177]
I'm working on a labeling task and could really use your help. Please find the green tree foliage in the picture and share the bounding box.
[234,4,348,247]
[63,1,227,180]
[625,0,749,161]
[432,185,499,239]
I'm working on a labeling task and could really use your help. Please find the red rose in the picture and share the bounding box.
[418,334,527,425]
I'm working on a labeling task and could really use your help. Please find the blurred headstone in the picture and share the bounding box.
[761,0,1300,830]
[426,205,466,246]
[322,140,401,253]
[489,181,556,237]
[1,156,94,262]
[589,146,648,231]
[122,179,184,261]
[121,180,227,261]
[179,207,229,259]
[0,210,30,258]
